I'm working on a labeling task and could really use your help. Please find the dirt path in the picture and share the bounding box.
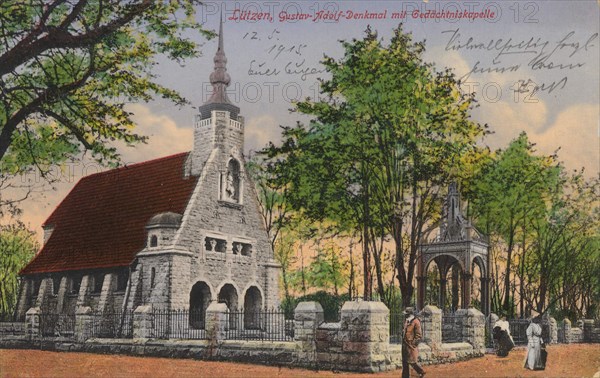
[1,344,598,377]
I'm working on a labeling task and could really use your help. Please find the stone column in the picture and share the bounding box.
[294,301,324,367]
[416,276,426,311]
[439,278,447,311]
[97,273,116,314]
[35,277,52,309]
[55,276,69,314]
[420,305,442,349]
[205,302,229,341]
[25,307,40,340]
[461,273,472,309]
[464,308,486,353]
[75,306,93,342]
[479,277,488,315]
[562,319,572,344]
[15,279,31,320]
[339,301,390,373]
[451,266,459,311]
[544,315,558,344]
[76,275,91,307]
[583,319,594,343]
[133,305,153,339]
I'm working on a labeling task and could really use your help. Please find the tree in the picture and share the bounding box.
[262,25,484,305]
[0,223,38,319]
[470,133,559,316]
[0,1,212,212]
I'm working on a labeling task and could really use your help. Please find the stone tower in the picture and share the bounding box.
[127,17,281,316]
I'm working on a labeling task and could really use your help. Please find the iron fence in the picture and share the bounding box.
[506,318,550,345]
[39,313,76,338]
[153,309,207,340]
[90,310,134,338]
[389,312,403,344]
[226,309,292,341]
[442,312,462,343]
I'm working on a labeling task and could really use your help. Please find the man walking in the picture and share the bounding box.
[402,307,426,378]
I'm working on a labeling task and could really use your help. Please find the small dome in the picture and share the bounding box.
[146,212,182,228]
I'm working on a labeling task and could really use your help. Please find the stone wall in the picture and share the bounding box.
[314,301,400,373]
[3,301,492,373]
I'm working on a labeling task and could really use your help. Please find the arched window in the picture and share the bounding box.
[150,267,156,288]
[150,235,158,247]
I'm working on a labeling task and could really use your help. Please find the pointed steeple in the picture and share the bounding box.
[199,13,239,119]
[207,13,231,105]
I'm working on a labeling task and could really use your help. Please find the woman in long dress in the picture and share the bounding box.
[524,317,545,370]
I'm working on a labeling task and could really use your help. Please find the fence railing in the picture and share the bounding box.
[89,311,134,339]
[389,312,403,344]
[226,309,292,341]
[442,312,462,343]
[39,313,76,338]
[153,309,207,340]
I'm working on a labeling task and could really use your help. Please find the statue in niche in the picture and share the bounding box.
[233,243,241,255]
[208,238,217,251]
[225,171,236,200]
[224,159,240,201]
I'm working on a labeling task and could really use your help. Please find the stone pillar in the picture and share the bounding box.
[583,319,594,343]
[75,306,93,342]
[15,279,31,320]
[439,278,447,311]
[464,308,486,353]
[562,319,572,344]
[133,305,153,339]
[294,301,324,367]
[97,273,116,314]
[420,305,442,349]
[416,276,426,311]
[76,275,91,307]
[205,302,229,341]
[544,315,558,344]
[25,307,40,340]
[479,277,487,315]
[35,277,51,309]
[451,266,459,311]
[55,276,69,314]
[339,301,390,373]
[462,273,472,309]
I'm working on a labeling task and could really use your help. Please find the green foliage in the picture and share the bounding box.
[281,291,351,322]
[0,223,38,319]
[261,24,484,303]
[305,243,348,296]
[0,1,212,211]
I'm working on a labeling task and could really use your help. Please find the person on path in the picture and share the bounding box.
[524,316,546,370]
[402,307,426,378]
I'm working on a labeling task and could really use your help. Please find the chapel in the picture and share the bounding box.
[16,20,281,325]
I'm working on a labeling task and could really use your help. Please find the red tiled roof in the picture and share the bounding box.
[20,152,198,275]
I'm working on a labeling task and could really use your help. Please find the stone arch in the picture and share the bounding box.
[217,282,239,329]
[189,281,212,329]
[217,283,239,310]
[423,259,441,307]
[472,255,488,313]
[243,286,263,330]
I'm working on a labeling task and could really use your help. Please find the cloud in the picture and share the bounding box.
[477,100,598,175]
[118,103,193,164]
[534,103,599,174]
[244,114,281,153]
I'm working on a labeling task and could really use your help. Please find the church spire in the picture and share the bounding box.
[206,12,232,105]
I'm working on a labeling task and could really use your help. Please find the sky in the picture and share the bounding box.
[10,1,600,241]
